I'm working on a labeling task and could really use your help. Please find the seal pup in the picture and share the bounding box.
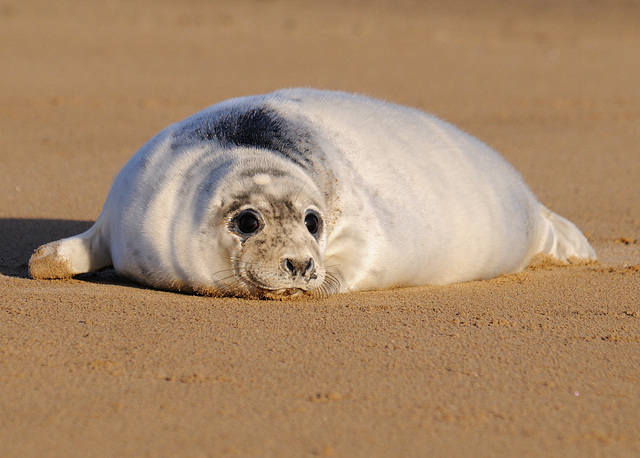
[29,88,596,298]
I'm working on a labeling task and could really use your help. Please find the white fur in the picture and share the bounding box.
[29,89,596,296]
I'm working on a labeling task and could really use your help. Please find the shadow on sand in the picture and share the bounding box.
[0,218,118,282]
[0,218,169,291]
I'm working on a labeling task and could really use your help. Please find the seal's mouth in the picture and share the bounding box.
[258,287,309,300]
[227,260,338,300]
[243,271,312,299]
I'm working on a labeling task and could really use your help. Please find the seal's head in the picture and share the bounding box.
[206,157,338,299]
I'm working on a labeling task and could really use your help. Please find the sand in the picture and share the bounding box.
[1,0,639,455]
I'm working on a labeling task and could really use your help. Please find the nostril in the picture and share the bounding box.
[284,258,296,276]
[282,257,316,280]
[303,258,315,276]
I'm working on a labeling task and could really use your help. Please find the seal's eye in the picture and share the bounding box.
[235,210,261,235]
[305,211,320,236]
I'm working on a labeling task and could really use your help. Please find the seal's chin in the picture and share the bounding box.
[257,287,310,300]
[243,276,315,300]
[238,268,319,300]
[203,270,338,299]
[227,259,340,299]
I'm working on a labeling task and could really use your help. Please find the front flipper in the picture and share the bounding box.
[29,224,112,279]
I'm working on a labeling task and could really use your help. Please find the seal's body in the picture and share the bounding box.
[29,89,596,298]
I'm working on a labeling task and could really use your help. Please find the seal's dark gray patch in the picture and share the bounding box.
[173,106,316,172]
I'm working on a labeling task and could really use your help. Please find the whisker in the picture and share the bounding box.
[211,251,341,300]
[308,271,341,298]
[294,175,311,204]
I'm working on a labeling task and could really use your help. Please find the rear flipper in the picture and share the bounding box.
[538,206,596,262]
[29,223,112,279]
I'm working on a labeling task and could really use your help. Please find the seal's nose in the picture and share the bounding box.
[282,257,316,281]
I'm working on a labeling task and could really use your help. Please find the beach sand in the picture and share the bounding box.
[1,0,639,455]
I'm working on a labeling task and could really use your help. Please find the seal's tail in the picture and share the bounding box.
[539,206,596,262]
[29,221,112,279]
